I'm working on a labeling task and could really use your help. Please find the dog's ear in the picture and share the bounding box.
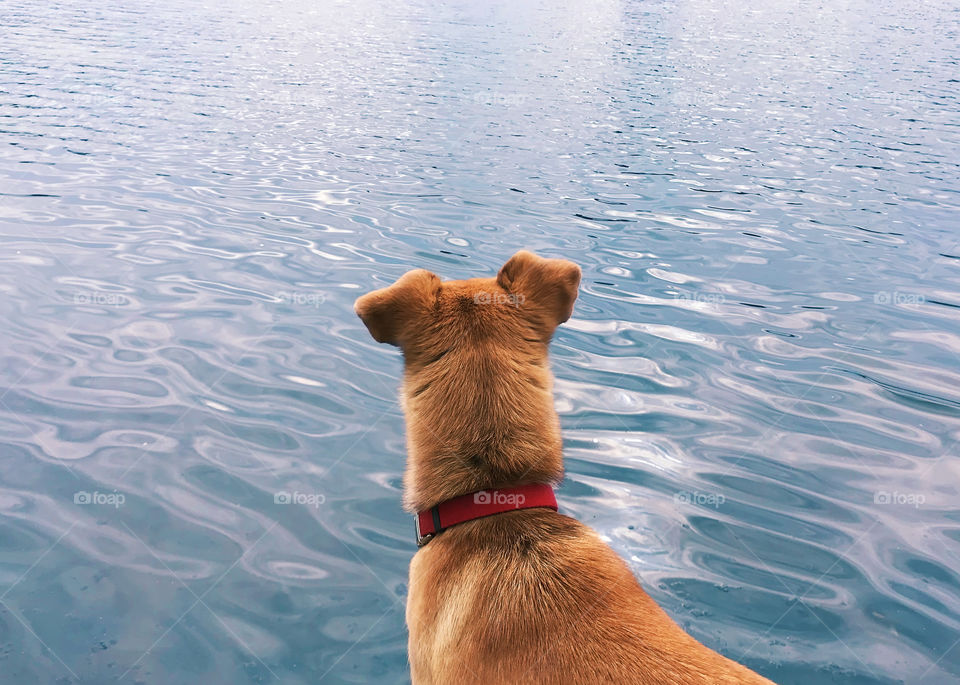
[354,269,440,346]
[497,251,581,333]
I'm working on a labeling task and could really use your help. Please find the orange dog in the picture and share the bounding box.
[355,251,775,684]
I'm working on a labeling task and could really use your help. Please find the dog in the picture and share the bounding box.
[355,250,776,684]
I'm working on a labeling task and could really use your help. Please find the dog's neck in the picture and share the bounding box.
[399,349,565,512]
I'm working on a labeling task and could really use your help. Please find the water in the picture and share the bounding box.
[1,0,958,682]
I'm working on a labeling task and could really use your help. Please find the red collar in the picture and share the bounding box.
[415,483,558,547]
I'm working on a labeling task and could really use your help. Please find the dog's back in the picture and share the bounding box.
[408,509,772,684]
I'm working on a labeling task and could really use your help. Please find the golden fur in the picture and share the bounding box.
[355,250,776,684]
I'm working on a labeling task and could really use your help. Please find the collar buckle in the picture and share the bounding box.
[415,515,434,547]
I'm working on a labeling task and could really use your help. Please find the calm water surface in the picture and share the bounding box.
[1,0,959,683]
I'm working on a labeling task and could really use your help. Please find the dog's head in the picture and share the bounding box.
[354,250,581,351]
[354,251,580,507]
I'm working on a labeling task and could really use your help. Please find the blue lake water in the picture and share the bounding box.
[1,0,959,682]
